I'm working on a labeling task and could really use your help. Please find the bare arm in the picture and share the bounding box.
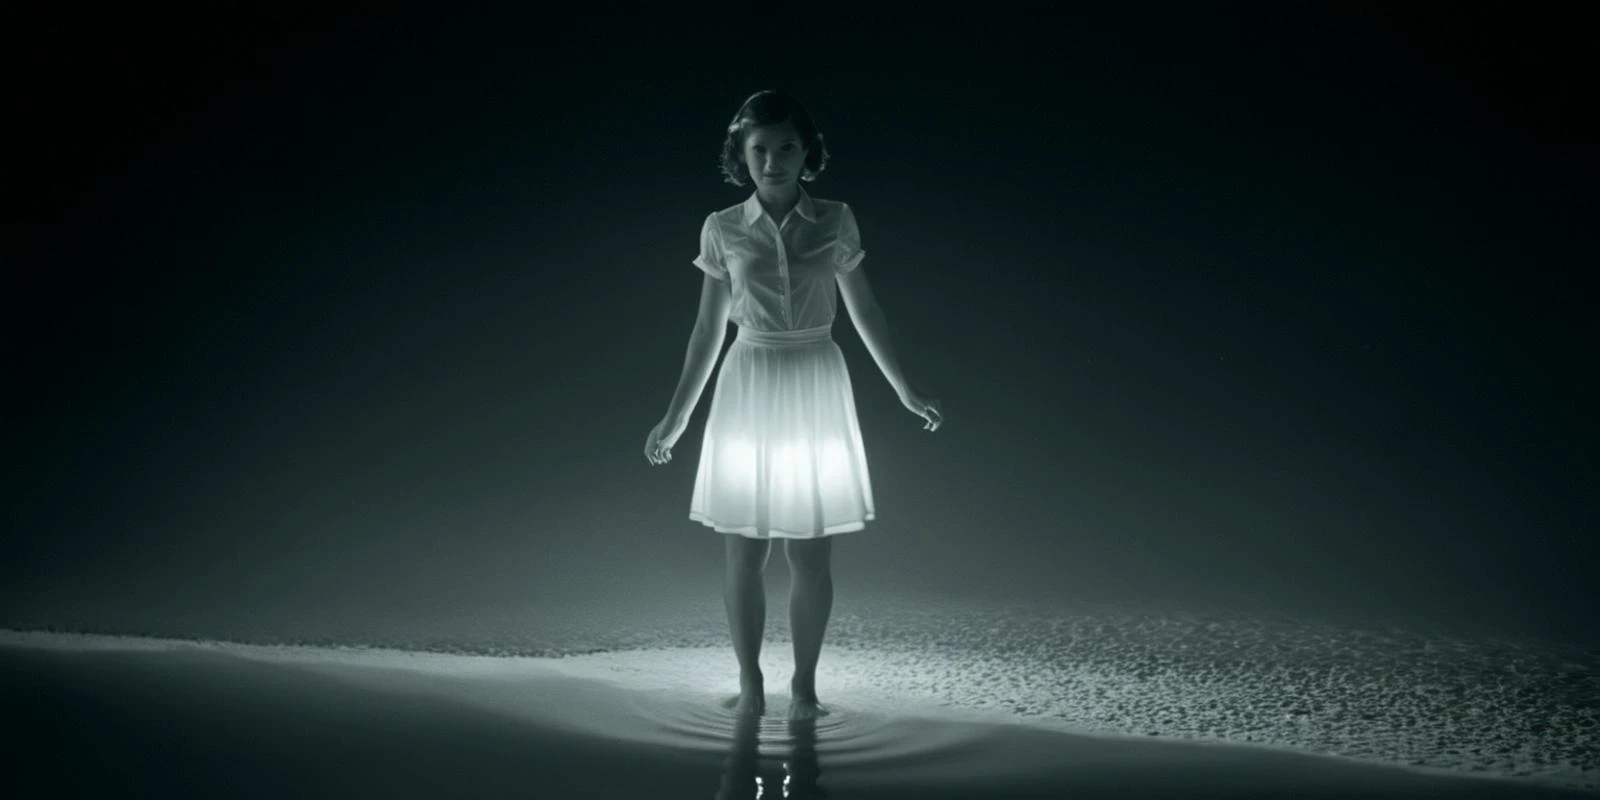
[664,272,732,429]
[837,266,911,400]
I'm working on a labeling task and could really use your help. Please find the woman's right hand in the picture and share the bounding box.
[645,415,686,466]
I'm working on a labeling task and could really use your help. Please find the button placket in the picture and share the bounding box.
[775,221,792,327]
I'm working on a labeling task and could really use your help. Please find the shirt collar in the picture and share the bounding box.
[742,185,817,227]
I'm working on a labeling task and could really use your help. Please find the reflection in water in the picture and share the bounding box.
[598,678,1001,794]
[716,710,826,799]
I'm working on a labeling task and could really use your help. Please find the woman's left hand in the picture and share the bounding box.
[898,386,943,432]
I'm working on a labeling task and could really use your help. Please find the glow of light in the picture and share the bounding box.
[721,438,855,496]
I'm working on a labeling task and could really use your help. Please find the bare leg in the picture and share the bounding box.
[721,534,771,716]
[785,536,833,719]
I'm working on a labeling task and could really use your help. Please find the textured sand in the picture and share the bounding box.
[4,592,1594,793]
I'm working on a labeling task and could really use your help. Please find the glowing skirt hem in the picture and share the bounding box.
[690,511,874,539]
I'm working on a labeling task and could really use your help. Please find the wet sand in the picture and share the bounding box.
[2,634,1589,798]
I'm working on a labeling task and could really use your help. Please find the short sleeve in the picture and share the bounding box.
[691,213,728,281]
[835,203,866,274]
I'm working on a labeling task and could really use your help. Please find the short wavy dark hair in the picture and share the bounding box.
[718,90,830,187]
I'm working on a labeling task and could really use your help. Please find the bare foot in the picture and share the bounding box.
[720,672,765,717]
[787,695,831,720]
[788,677,831,720]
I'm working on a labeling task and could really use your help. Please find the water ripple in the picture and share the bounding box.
[5,594,1597,792]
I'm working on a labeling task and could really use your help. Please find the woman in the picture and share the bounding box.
[645,90,942,719]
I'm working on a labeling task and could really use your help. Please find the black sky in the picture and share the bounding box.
[8,8,1596,646]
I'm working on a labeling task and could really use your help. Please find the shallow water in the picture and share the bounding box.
[4,589,1596,794]
[4,633,1596,798]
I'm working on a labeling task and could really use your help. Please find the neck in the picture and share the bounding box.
[757,184,800,213]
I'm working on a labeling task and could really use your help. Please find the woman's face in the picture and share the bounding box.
[741,121,807,188]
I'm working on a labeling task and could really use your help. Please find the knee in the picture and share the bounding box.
[726,536,772,573]
[785,538,833,578]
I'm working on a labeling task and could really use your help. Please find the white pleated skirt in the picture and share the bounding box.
[690,324,875,539]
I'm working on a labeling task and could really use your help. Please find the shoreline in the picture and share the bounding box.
[3,630,1593,797]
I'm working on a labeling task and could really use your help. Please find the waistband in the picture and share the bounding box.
[735,324,833,347]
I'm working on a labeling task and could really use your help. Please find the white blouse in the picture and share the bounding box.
[692,186,866,332]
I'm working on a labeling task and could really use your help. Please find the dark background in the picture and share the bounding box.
[8,7,1595,647]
